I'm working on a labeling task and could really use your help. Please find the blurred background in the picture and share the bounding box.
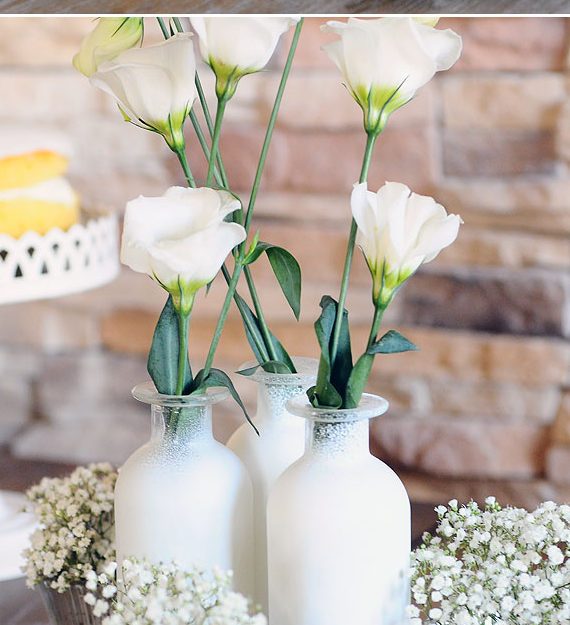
[0,16,568,509]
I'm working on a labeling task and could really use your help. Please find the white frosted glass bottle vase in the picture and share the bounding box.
[115,382,254,597]
[226,357,317,613]
[267,393,411,625]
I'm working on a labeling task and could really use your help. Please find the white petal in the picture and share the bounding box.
[415,23,463,71]
[413,213,462,263]
[191,17,295,72]
[379,181,412,263]
[120,186,241,282]
[92,34,196,125]
[148,222,246,286]
[322,17,461,107]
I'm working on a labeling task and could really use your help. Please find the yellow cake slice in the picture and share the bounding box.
[0,128,73,191]
[0,151,69,191]
[0,178,80,238]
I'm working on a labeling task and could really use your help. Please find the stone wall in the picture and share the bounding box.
[0,17,569,508]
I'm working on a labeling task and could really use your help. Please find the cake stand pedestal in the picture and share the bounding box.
[0,209,120,579]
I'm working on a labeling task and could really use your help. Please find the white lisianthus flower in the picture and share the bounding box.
[322,17,462,134]
[73,17,144,77]
[351,181,462,306]
[90,33,196,150]
[121,187,246,313]
[190,16,299,98]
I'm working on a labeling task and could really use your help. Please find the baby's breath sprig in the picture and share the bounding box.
[84,558,266,625]
[409,498,570,625]
[23,463,117,592]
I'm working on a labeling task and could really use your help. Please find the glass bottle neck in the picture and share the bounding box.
[256,380,305,424]
[306,419,370,459]
[151,403,213,448]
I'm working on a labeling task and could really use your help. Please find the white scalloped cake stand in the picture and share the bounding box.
[0,210,120,579]
[0,211,119,305]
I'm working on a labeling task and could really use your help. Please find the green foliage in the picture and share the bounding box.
[308,296,352,409]
[308,299,419,409]
[147,296,192,395]
[237,360,293,377]
[190,368,258,435]
[367,330,418,355]
[243,242,302,321]
[234,292,296,374]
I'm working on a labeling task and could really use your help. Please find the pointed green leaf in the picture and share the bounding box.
[243,236,269,265]
[261,360,293,374]
[345,353,374,409]
[191,368,258,435]
[310,295,352,408]
[234,292,296,374]
[266,246,302,320]
[147,296,192,395]
[367,330,418,355]
[237,359,293,377]
[236,364,260,377]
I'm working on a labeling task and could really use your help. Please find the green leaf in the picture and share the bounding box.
[191,368,258,435]
[367,330,418,355]
[237,359,293,377]
[243,237,270,265]
[266,246,302,321]
[236,364,260,377]
[261,360,293,374]
[147,296,192,395]
[310,295,352,408]
[234,292,296,374]
[344,353,374,409]
[243,242,302,320]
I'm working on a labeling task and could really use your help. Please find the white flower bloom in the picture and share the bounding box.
[322,17,462,133]
[410,498,570,625]
[88,558,265,625]
[73,17,144,77]
[90,34,196,150]
[547,545,564,565]
[121,187,245,312]
[351,181,462,306]
[190,17,299,97]
[23,464,117,591]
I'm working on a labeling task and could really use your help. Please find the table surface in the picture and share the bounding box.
[0,0,569,13]
[0,454,437,625]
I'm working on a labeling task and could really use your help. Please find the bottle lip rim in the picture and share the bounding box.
[131,381,229,407]
[286,393,389,423]
[237,356,318,386]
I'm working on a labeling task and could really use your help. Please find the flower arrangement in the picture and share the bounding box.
[22,463,117,592]
[307,17,463,409]
[83,558,266,625]
[73,16,304,426]
[409,498,570,625]
[71,15,464,418]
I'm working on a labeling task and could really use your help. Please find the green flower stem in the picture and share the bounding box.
[176,310,190,395]
[200,18,303,380]
[244,265,279,361]
[194,73,229,188]
[366,304,386,350]
[328,131,378,368]
[222,265,271,362]
[189,111,224,187]
[157,16,170,38]
[174,146,196,188]
[206,97,227,187]
[244,18,304,235]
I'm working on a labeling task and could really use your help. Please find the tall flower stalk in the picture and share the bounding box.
[309,17,463,410]
[163,16,303,377]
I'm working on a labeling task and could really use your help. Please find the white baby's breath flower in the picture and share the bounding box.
[22,464,117,592]
[84,558,265,625]
[410,498,570,625]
